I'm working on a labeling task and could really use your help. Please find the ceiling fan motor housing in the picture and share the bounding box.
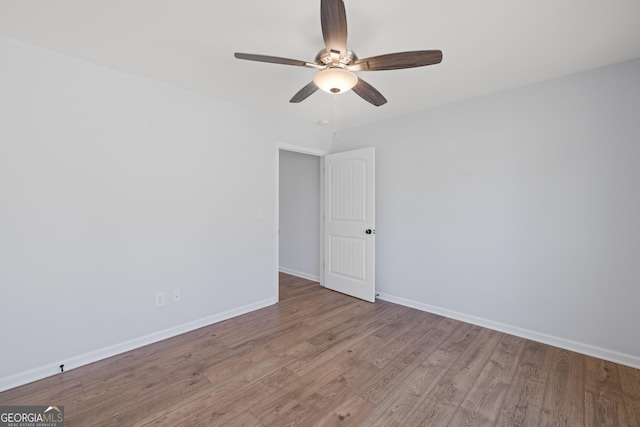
[315,49,358,66]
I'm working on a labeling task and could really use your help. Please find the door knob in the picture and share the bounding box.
[365,229,375,235]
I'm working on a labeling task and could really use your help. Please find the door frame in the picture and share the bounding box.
[275,143,329,302]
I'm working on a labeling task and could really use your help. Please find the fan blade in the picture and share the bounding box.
[290,82,319,103]
[321,0,348,59]
[352,78,387,107]
[234,53,312,67]
[349,50,443,71]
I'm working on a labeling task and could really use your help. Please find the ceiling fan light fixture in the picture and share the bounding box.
[234,0,441,106]
[313,67,358,94]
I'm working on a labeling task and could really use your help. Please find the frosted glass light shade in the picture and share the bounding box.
[313,67,358,94]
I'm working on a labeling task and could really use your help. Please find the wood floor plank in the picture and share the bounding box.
[447,333,526,425]
[539,347,586,426]
[437,321,481,356]
[584,390,629,426]
[1,273,638,426]
[355,316,459,406]
[267,377,354,427]
[306,392,375,427]
[495,339,550,426]
[584,357,626,402]
[0,377,84,407]
[360,310,442,370]
[221,411,264,427]
[248,364,345,424]
[140,367,299,426]
[288,302,403,378]
[618,364,640,425]
[402,326,503,426]
[361,348,458,427]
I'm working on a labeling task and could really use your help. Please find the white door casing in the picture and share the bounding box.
[324,147,375,302]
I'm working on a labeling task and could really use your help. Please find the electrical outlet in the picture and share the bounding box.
[173,289,181,303]
[155,292,165,307]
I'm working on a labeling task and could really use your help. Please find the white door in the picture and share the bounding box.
[324,147,375,302]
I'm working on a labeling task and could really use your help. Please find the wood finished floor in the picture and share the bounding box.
[1,273,639,426]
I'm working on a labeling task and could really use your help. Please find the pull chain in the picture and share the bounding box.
[333,93,340,138]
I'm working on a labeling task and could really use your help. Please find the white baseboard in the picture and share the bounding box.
[376,292,640,370]
[279,267,320,283]
[0,297,277,393]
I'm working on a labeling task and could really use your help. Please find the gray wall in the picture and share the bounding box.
[334,59,640,367]
[0,37,330,390]
[279,150,321,281]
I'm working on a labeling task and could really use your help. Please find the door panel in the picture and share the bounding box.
[324,147,375,302]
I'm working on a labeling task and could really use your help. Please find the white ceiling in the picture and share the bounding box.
[1,0,639,131]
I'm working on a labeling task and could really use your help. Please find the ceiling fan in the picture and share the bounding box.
[234,0,442,107]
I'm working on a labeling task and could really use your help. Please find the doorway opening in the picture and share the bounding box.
[275,144,328,301]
